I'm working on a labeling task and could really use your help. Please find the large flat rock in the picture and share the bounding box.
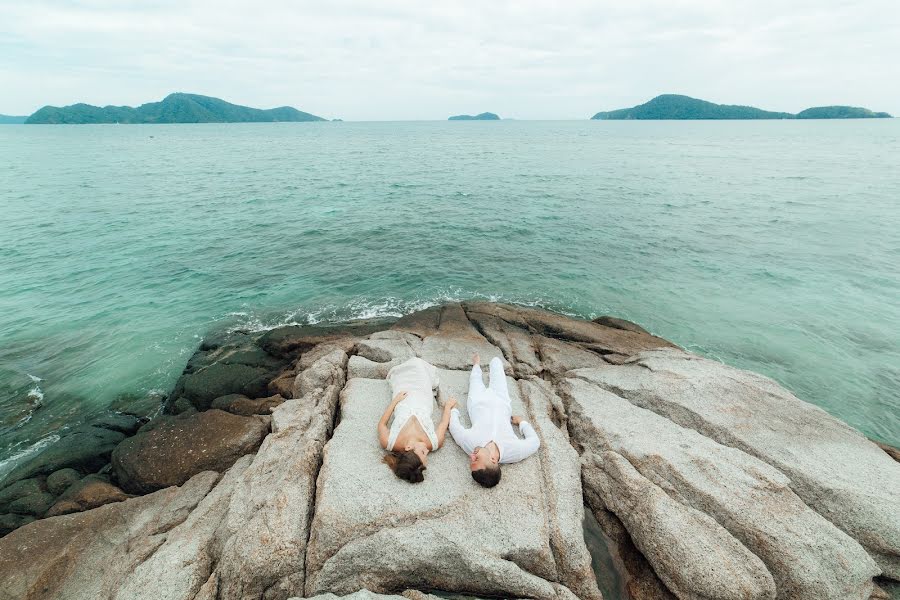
[305,368,601,600]
[0,470,221,600]
[572,348,900,578]
[562,376,879,600]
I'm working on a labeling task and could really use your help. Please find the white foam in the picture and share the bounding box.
[0,434,60,480]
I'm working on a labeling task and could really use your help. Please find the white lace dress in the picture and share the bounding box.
[386,357,440,451]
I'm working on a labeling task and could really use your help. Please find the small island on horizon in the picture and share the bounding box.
[0,114,27,124]
[448,112,500,121]
[24,93,326,124]
[592,94,893,120]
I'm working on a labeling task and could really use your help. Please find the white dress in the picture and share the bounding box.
[386,357,440,451]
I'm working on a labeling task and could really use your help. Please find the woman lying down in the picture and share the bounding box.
[377,357,456,483]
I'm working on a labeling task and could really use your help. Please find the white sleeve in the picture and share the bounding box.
[500,421,541,464]
[448,408,475,455]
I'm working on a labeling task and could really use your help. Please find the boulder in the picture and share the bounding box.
[356,331,421,363]
[573,348,900,578]
[347,356,401,379]
[304,369,601,600]
[90,412,143,436]
[0,471,220,600]
[111,410,268,494]
[45,474,129,517]
[8,491,55,517]
[0,477,45,513]
[268,368,297,398]
[562,376,879,600]
[204,350,348,600]
[292,347,348,398]
[46,468,81,495]
[0,513,34,537]
[212,393,285,416]
[0,424,125,486]
[259,322,387,358]
[181,362,271,409]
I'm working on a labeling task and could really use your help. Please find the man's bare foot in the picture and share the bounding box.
[472,353,480,366]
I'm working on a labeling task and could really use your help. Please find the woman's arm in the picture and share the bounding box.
[435,398,457,448]
[378,391,407,449]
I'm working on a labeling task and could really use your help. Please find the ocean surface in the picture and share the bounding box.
[1,120,899,474]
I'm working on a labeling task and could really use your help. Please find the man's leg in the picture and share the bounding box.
[469,362,486,397]
[488,356,510,402]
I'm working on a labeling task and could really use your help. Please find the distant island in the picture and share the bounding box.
[25,93,326,124]
[448,112,500,121]
[0,115,27,124]
[591,94,892,120]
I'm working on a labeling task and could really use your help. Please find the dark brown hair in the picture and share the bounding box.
[472,465,501,488]
[383,451,426,483]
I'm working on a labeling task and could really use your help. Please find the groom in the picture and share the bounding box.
[448,353,540,488]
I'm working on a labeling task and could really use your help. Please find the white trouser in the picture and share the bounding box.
[469,357,510,404]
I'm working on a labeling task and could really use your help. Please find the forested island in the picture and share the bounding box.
[592,94,893,120]
[448,112,500,120]
[0,115,27,124]
[25,93,326,124]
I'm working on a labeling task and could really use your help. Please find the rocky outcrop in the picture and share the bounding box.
[111,409,268,494]
[0,301,896,600]
[305,368,601,600]
[572,349,900,579]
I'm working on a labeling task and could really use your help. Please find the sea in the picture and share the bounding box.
[1,119,898,478]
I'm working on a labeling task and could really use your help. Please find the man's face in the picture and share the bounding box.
[470,446,492,471]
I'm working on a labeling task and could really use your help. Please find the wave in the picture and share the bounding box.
[0,434,60,481]
[225,291,584,334]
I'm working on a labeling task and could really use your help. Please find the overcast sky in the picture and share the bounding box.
[2,0,898,119]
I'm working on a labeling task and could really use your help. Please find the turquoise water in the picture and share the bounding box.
[1,120,899,470]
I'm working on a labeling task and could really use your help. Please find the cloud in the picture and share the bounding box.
[1,0,898,118]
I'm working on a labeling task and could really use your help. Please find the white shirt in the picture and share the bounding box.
[449,359,540,464]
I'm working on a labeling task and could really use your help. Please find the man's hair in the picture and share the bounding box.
[383,451,426,484]
[472,465,501,488]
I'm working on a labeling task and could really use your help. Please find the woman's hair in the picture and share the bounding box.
[383,450,426,483]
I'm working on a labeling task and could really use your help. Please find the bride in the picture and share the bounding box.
[377,357,456,483]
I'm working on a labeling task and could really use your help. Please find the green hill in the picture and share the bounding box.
[25,93,326,124]
[592,94,892,120]
[448,112,500,121]
[0,115,27,124]
[796,106,892,119]
[592,95,793,120]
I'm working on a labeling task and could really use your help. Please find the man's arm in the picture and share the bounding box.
[448,407,475,454]
[377,391,407,449]
[500,416,541,463]
[435,398,457,448]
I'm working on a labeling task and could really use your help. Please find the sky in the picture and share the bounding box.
[1,0,898,120]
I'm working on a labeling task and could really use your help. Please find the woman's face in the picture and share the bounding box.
[407,440,430,465]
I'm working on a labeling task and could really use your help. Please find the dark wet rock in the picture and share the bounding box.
[46,468,81,496]
[181,362,271,409]
[45,474,129,517]
[0,513,34,537]
[91,412,143,435]
[212,393,285,416]
[592,316,651,335]
[172,396,198,415]
[8,491,55,517]
[268,368,297,398]
[111,409,268,494]
[1,425,125,486]
[108,391,164,418]
[259,321,389,358]
[0,478,45,513]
